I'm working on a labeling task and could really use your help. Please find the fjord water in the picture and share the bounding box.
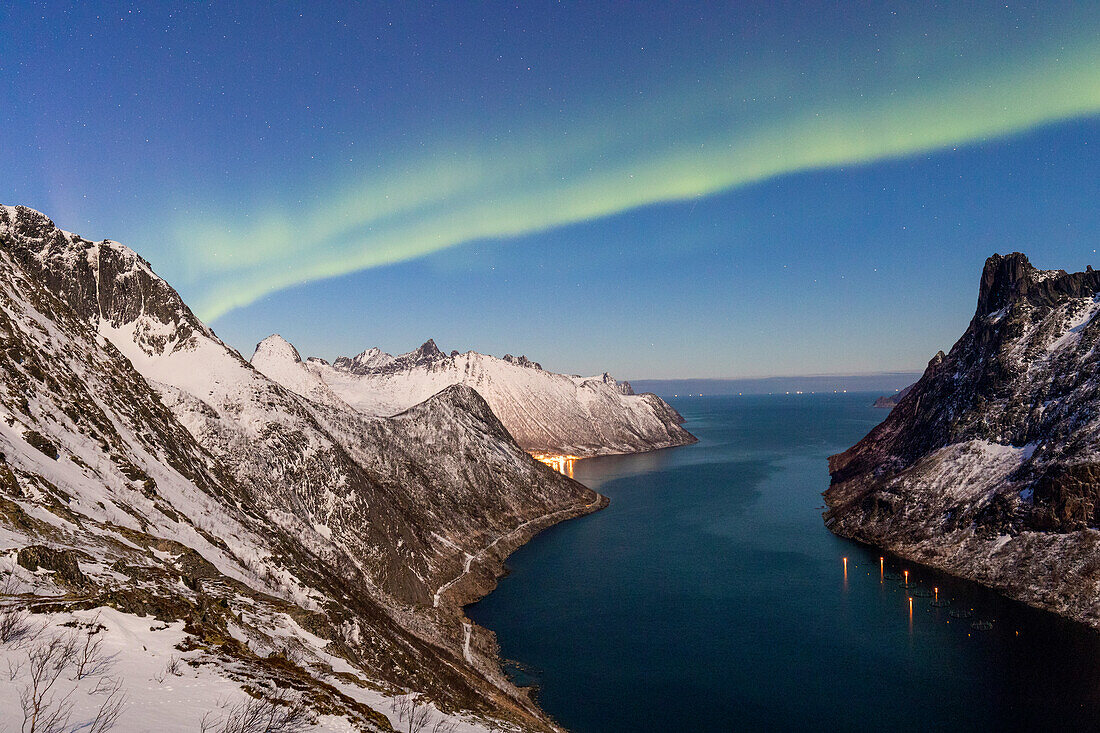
[467,394,1100,732]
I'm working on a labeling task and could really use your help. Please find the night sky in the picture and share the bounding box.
[2,2,1098,378]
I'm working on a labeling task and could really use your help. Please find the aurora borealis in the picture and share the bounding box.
[3,2,1099,377]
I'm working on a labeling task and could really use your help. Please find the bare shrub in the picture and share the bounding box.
[72,628,116,680]
[0,569,38,645]
[18,633,77,733]
[85,677,126,733]
[163,655,183,677]
[393,694,436,733]
[407,701,433,733]
[390,693,411,722]
[431,719,459,733]
[0,603,36,645]
[11,623,125,733]
[200,689,313,733]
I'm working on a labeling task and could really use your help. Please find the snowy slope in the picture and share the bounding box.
[826,253,1100,628]
[0,204,602,731]
[253,336,696,457]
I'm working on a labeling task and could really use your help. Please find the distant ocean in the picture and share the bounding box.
[630,373,921,397]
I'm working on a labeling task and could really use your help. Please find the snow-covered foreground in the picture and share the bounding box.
[0,605,506,732]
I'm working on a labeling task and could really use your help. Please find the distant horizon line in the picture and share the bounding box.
[629,372,923,396]
[628,370,922,382]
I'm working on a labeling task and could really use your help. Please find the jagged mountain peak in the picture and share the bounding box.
[0,203,214,355]
[976,252,1039,316]
[277,334,696,456]
[974,251,1095,319]
[401,338,445,364]
[501,354,542,370]
[332,346,394,373]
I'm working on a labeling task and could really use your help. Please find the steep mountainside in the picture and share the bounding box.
[826,253,1100,627]
[253,336,696,457]
[0,205,604,731]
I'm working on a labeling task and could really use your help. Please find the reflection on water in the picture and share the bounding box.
[530,453,580,478]
[570,447,679,490]
[471,395,1100,732]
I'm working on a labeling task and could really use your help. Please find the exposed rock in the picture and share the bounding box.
[825,252,1100,628]
[17,545,92,588]
[22,430,58,459]
[501,354,542,370]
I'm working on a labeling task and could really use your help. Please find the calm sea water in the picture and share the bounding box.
[467,394,1100,732]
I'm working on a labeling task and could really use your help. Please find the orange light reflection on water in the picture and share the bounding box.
[531,453,581,478]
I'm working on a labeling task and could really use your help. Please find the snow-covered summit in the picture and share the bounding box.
[255,333,302,363]
[334,345,396,372]
[253,336,696,456]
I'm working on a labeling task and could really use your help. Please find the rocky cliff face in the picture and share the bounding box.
[253,337,696,457]
[0,205,604,730]
[825,253,1100,627]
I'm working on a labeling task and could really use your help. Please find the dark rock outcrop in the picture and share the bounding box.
[17,545,91,589]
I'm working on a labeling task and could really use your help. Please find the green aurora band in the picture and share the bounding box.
[182,34,1100,322]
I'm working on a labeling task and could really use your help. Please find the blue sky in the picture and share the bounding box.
[2,2,1098,378]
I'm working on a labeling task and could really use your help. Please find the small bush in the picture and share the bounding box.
[200,689,313,733]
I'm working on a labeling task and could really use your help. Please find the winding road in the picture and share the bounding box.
[432,495,603,609]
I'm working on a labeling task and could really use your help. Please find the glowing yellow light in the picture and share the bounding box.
[531,452,582,476]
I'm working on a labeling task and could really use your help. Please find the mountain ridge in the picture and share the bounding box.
[253,334,696,457]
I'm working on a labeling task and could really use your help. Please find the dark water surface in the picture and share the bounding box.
[467,394,1100,732]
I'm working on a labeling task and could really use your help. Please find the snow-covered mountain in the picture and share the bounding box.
[826,253,1100,628]
[253,336,696,457]
[0,204,606,731]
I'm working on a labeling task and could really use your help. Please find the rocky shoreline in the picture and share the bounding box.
[430,491,610,731]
